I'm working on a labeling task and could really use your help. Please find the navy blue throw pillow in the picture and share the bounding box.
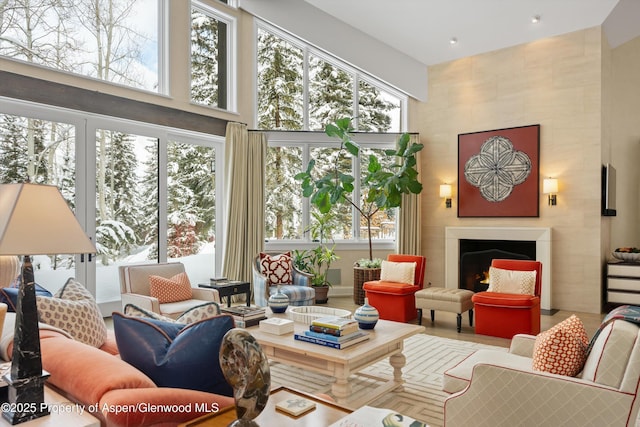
[0,283,52,312]
[112,312,234,397]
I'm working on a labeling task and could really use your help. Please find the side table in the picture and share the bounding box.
[180,386,351,426]
[198,281,250,307]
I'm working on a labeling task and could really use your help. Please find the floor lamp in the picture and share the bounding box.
[0,183,95,424]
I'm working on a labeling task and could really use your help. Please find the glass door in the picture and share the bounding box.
[166,138,221,285]
[0,110,84,294]
[93,129,159,311]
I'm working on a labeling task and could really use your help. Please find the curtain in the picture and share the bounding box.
[221,123,266,285]
[397,133,422,255]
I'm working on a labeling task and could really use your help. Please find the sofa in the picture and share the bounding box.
[442,314,640,426]
[0,312,235,427]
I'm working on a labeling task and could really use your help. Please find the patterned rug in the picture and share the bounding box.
[270,333,507,427]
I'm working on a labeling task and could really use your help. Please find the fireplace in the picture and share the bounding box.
[459,240,536,292]
[445,227,552,312]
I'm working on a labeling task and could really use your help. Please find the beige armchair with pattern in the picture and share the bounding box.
[443,316,640,427]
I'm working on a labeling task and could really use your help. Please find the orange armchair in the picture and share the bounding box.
[363,254,426,322]
[471,259,542,339]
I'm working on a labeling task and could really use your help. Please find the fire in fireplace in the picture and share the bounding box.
[459,239,536,292]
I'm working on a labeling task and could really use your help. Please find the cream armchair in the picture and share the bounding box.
[443,318,640,427]
[118,262,220,319]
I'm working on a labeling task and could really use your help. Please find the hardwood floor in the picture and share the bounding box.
[327,296,606,348]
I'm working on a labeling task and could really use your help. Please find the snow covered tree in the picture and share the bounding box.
[166,142,216,257]
[257,28,304,130]
[190,8,221,107]
[308,56,353,131]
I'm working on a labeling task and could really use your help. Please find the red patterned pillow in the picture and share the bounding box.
[259,252,293,285]
[149,272,193,303]
[532,315,588,377]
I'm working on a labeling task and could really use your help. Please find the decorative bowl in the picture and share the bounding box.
[612,251,640,263]
[288,306,351,325]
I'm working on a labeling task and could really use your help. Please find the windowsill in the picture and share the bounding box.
[265,240,396,252]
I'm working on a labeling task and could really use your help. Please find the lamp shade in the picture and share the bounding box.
[543,178,558,194]
[439,184,452,198]
[0,183,95,255]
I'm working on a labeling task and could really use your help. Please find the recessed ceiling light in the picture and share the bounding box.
[450,37,458,45]
[531,15,541,24]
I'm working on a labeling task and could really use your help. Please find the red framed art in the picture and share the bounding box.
[458,125,540,217]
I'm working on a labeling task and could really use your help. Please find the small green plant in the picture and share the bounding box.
[355,258,382,269]
[292,245,339,287]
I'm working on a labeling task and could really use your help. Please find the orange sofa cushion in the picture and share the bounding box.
[40,335,156,407]
[99,387,234,427]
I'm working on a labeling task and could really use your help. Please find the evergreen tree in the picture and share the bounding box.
[257,28,306,238]
[167,142,215,257]
[95,131,138,265]
[264,147,302,239]
[0,114,28,183]
[190,9,219,107]
[256,28,304,130]
[357,80,396,132]
[308,57,353,131]
[140,140,159,261]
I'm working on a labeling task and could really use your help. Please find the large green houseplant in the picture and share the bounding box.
[295,117,424,261]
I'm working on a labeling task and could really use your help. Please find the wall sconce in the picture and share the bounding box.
[543,178,558,206]
[440,184,452,208]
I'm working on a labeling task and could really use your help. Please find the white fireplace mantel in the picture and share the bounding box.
[445,227,552,311]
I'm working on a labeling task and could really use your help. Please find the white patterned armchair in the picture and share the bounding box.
[252,253,315,307]
[443,318,640,427]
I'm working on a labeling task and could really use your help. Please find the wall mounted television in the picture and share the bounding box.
[601,163,617,216]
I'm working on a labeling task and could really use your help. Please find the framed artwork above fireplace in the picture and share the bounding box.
[458,124,540,217]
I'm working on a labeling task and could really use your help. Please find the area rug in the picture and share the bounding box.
[269,333,507,427]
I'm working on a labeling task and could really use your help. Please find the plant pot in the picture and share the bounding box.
[313,285,330,304]
[353,266,381,305]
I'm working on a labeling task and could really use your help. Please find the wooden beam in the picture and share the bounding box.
[0,70,228,136]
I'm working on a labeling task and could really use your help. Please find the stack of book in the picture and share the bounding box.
[221,306,267,328]
[294,316,370,349]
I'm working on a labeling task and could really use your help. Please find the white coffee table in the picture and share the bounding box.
[249,318,425,409]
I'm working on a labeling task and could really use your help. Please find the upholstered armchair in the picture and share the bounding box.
[118,262,220,319]
[252,252,315,307]
[362,254,426,322]
[471,259,542,338]
[443,316,640,427]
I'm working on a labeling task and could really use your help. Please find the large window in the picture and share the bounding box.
[191,1,236,110]
[264,133,400,246]
[0,98,224,312]
[257,23,407,245]
[0,0,160,92]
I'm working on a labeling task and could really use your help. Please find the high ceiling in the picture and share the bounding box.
[304,0,628,66]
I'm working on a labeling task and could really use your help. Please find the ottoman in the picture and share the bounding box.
[415,287,474,333]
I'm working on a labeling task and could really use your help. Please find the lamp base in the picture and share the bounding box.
[2,370,50,425]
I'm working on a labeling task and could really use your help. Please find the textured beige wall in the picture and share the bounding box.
[411,27,606,313]
[610,36,640,248]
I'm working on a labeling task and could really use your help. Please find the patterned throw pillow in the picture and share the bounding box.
[259,252,293,285]
[532,315,588,377]
[148,272,193,303]
[124,302,220,324]
[380,261,416,285]
[36,278,108,348]
[487,267,536,295]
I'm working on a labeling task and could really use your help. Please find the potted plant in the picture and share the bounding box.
[292,212,339,304]
[295,117,424,304]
